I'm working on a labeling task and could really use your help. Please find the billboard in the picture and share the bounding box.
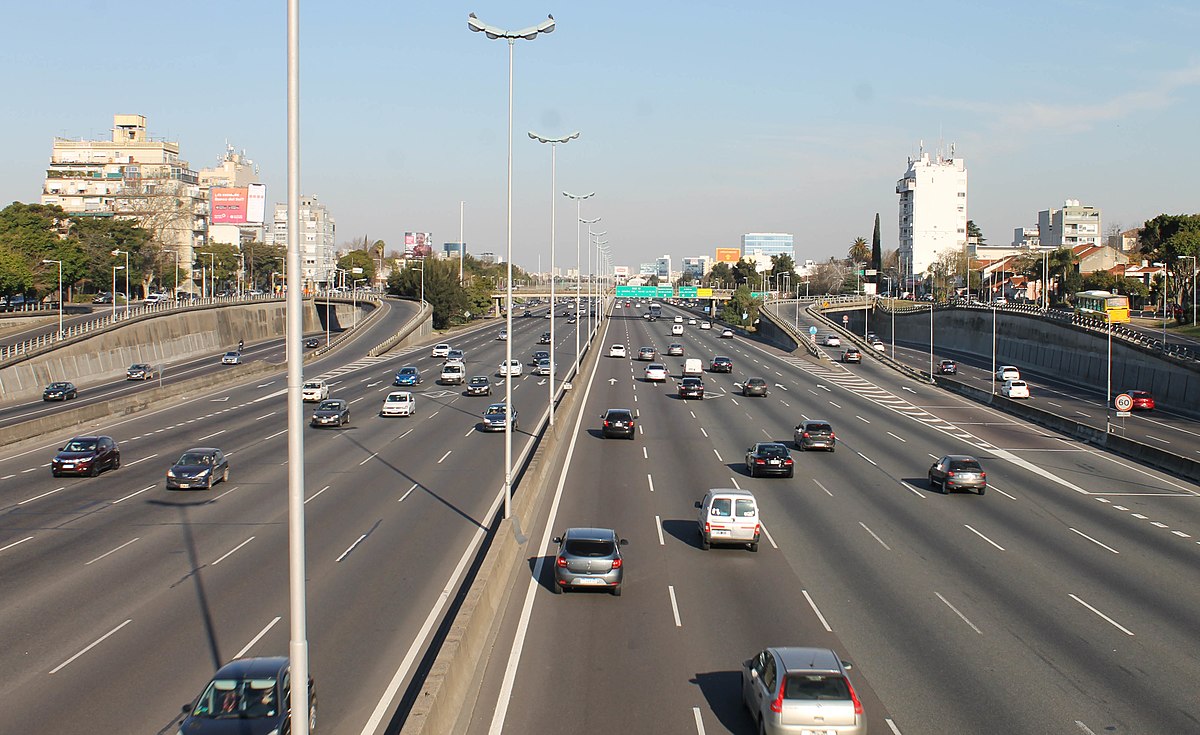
[715,247,741,263]
[404,232,434,257]
[246,183,265,224]
[210,188,249,225]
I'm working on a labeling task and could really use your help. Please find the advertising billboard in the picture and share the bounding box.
[715,247,741,263]
[246,183,265,224]
[404,232,434,257]
[210,188,249,225]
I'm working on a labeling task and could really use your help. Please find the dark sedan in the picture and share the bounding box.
[938,359,958,374]
[305,337,320,348]
[166,447,230,490]
[600,408,637,439]
[745,442,795,478]
[51,435,120,477]
[43,381,78,401]
[678,377,705,399]
[466,376,493,396]
[180,656,316,735]
[310,399,350,427]
[710,356,733,373]
[741,377,769,397]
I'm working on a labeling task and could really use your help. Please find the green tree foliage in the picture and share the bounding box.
[769,253,796,280]
[1080,271,1149,301]
[72,216,151,294]
[967,220,986,246]
[849,237,869,264]
[730,259,757,286]
[677,269,695,285]
[0,245,35,296]
[337,250,376,285]
[389,257,467,329]
[720,285,763,327]
[1138,214,1200,304]
[705,262,733,288]
[244,242,286,292]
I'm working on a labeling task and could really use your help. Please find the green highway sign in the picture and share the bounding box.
[751,292,767,299]
[616,286,658,297]
[677,286,698,298]
[656,286,675,297]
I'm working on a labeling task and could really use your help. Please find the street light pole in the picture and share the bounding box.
[112,266,123,321]
[565,196,596,380]
[112,249,129,313]
[199,251,215,300]
[42,259,63,337]
[1180,255,1197,328]
[459,200,466,284]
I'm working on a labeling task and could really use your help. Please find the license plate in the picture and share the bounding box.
[769,460,780,465]
[710,529,730,537]
[573,577,603,585]
[178,483,190,488]
[800,730,835,735]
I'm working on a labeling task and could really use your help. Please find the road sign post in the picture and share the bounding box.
[1114,393,1133,412]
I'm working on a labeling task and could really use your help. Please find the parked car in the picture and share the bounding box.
[794,420,836,451]
[742,647,866,735]
[710,356,733,373]
[600,408,637,439]
[841,348,861,363]
[179,657,316,735]
[221,351,241,365]
[666,343,685,356]
[696,488,760,552]
[43,381,78,401]
[745,442,795,478]
[995,365,1020,381]
[678,377,705,399]
[466,376,493,396]
[938,359,957,374]
[166,447,230,490]
[380,391,416,417]
[551,527,627,595]
[741,377,769,397]
[51,435,120,478]
[1001,379,1030,398]
[126,363,156,380]
[928,454,987,494]
[481,402,517,431]
[301,379,329,402]
[393,366,422,386]
[1125,389,1155,410]
[310,398,350,427]
[644,363,668,382]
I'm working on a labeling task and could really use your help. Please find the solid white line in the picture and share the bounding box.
[813,479,833,497]
[759,522,779,549]
[437,450,452,464]
[359,452,378,466]
[692,706,706,735]
[856,415,870,423]
[1069,593,1134,636]
[859,522,891,550]
[887,432,906,442]
[668,585,683,627]
[234,616,282,659]
[900,480,927,498]
[856,451,878,466]
[964,524,1006,551]
[337,533,368,562]
[656,515,665,546]
[113,485,156,504]
[1075,721,1099,735]
[399,484,417,502]
[1069,527,1120,554]
[18,487,63,505]
[0,536,34,553]
[464,428,474,437]
[212,536,255,565]
[305,485,332,504]
[802,589,832,632]
[197,429,226,441]
[49,619,132,674]
[255,411,276,421]
[647,474,655,493]
[935,591,982,634]
[125,453,159,467]
[85,538,140,566]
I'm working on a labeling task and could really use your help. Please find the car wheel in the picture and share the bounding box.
[978,485,987,496]
[111,455,121,470]
[611,585,622,597]
[749,541,759,553]
[206,475,214,490]
[699,532,710,551]
[90,463,101,477]
[786,468,794,478]
[747,463,755,478]
[222,467,230,484]
[52,470,61,478]
[551,581,562,595]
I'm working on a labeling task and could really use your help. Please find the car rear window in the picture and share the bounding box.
[710,498,732,516]
[760,445,787,457]
[735,499,756,517]
[783,674,851,701]
[949,460,982,472]
[806,423,832,434]
[564,539,615,557]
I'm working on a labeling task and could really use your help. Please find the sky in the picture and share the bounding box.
[3,1,1199,273]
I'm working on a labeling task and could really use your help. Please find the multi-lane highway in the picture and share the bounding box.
[467,301,1200,734]
[0,299,586,734]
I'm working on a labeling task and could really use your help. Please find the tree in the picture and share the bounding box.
[849,237,869,265]
[720,284,762,327]
[705,262,733,288]
[245,242,286,292]
[388,257,468,329]
[871,214,881,272]
[0,244,34,296]
[1139,213,1200,306]
[71,216,151,295]
[769,253,796,280]
[811,259,848,295]
[926,249,960,301]
[967,220,985,246]
[337,250,376,285]
[730,259,757,286]
[677,269,695,286]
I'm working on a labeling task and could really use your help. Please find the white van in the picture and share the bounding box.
[671,323,684,335]
[695,488,761,552]
[682,358,703,377]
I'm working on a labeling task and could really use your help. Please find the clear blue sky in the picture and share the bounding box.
[3,1,1198,272]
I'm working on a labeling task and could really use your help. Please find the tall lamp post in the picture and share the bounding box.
[458,200,466,284]
[587,228,607,337]
[595,240,610,329]
[236,253,246,298]
[411,258,425,304]
[199,251,215,300]
[42,259,63,338]
[111,266,124,321]
[530,130,580,427]
[112,249,130,314]
[469,10,555,521]
[565,195,596,379]
[1180,255,1197,328]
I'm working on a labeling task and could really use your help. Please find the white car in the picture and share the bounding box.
[497,330,508,341]
[720,328,735,339]
[380,391,416,417]
[440,363,466,385]
[995,365,1020,382]
[302,380,329,402]
[535,359,554,376]
[499,359,523,377]
[671,324,684,335]
[674,315,684,323]
[688,318,697,325]
[1002,379,1030,398]
[644,363,668,382]
[870,340,885,352]
[608,344,627,358]
[221,351,241,365]
[821,333,841,347]
[431,343,451,358]
[700,321,711,330]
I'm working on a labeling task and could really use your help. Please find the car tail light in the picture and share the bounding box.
[980,472,986,480]
[947,471,956,477]
[556,556,567,568]
[704,521,711,534]
[770,682,785,713]
[784,458,793,465]
[603,420,610,427]
[801,432,810,439]
[830,432,836,440]
[847,678,864,716]
[611,558,622,569]
[756,459,766,464]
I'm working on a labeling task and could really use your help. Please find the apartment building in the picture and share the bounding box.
[896,149,968,287]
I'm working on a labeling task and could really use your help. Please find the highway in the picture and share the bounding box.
[0,298,584,734]
[467,301,1200,734]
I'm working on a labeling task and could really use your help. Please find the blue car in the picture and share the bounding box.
[394,366,422,386]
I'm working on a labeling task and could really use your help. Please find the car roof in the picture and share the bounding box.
[180,447,221,455]
[774,647,844,675]
[562,527,618,541]
[706,487,756,499]
[714,355,731,360]
[746,377,766,382]
[399,365,418,371]
[213,656,289,679]
[754,442,788,450]
[942,454,979,462]
[386,391,412,397]
[605,408,634,415]
[67,435,108,442]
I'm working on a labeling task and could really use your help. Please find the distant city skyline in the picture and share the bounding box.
[2,2,1197,273]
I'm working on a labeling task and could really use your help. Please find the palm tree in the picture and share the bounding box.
[849,237,870,264]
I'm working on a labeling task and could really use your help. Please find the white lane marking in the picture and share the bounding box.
[255,412,276,421]
[780,400,790,407]
[964,524,1006,551]
[647,474,655,493]
[1172,530,1192,538]
[989,483,1017,500]
[197,429,225,441]
[0,474,14,480]
[668,585,683,627]
[730,398,740,406]
[935,591,982,634]
[900,480,927,498]
[886,718,904,735]
[813,479,833,497]
[713,449,723,462]
[690,411,696,419]
[1075,721,1099,735]
[730,477,742,490]
[1130,513,1147,519]
[1,537,34,553]
[860,522,891,550]
[337,533,369,562]
[261,429,287,442]
[1150,521,1169,528]
[856,451,878,467]
[464,428,474,437]
[112,485,156,504]
[759,522,779,549]
[49,619,133,674]
[437,451,452,464]
[829,401,841,408]
[18,487,63,505]
[85,538,140,566]
[212,536,255,565]
[643,446,649,459]
[234,616,282,659]
[639,424,644,435]
[21,467,37,474]
[257,382,274,388]
[887,432,906,442]
[209,486,239,502]
[761,428,771,438]
[254,387,287,402]
[349,397,366,405]
[305,485,332,504]
[856,415,870,423]
[1070,527,1120,554]
[359,452,379,466]
[656,515,665,546]
[1145,434,1169,444]
[125,454,159,467]
[1069,593,1134,636]
[400,483,418,502]
[802,589,833,632]
[692,707,706,735]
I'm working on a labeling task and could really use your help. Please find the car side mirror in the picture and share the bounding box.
[619,538,629,546]
[694,501,702,508]
[841,660,853,670]
[182,703,193,713]
[58,447,64,451]
[552,536,562,544]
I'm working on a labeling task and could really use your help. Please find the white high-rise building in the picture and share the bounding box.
[896,148,967,286]
[1038,199,1102,250]
[264,195,336,288]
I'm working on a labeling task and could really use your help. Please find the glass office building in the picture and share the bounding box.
[741,233,794,261]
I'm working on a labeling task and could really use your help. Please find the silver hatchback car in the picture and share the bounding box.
[742,647,866,734]
[551,527,627,596]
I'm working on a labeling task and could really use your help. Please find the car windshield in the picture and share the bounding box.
[486,406,506,416]
[132,364,148,370]
[386,394,408,402]
[303,382,321,389]
[191,677,279,719]
[564,539,615,557]
[783,674,851,701]
[758,444,788,458]
[177,453,212,466]
[63,440,98,452]
[49,383,70,389]
[400,367,417,375]
[317,401,340,410]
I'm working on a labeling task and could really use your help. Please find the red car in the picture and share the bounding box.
[1126,390,1155,410]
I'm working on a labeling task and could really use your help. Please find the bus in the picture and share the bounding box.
[647,303,662,320]
[1073,290,1130,323]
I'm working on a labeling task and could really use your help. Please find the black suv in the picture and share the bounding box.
[600,408,637,439]
[710,356,733,373]
[938,359,957,374]
[538,332,551,344]
[678,377,705,399]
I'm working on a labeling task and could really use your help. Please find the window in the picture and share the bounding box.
[735,499,756,517]
[784,675,851,701]
[710,498,732,517]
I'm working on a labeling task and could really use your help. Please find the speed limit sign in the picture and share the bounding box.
[842,315,849,324]
[1114,393,1133,411]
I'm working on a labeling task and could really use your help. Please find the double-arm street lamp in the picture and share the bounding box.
[112,249,129,314]
[587,228,607,338]
[530,130,580,427]
[42,259,63,337]
[469,10,556,520]
[566,199,597,378]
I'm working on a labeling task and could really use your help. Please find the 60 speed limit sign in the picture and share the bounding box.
[1114,393,1133,411]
